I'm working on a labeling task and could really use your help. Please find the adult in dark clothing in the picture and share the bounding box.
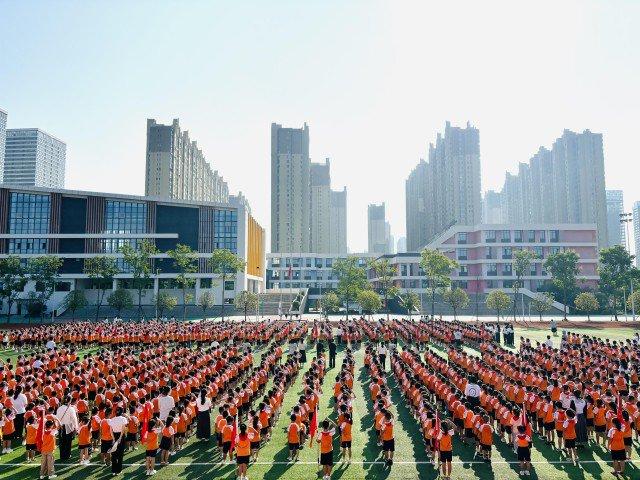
[328,339,337,369]
[316,340,325,358]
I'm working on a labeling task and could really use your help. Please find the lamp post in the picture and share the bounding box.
[154,268,161,320]
[620,213,635,321]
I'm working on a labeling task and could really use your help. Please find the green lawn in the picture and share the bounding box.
[1,328,640,479]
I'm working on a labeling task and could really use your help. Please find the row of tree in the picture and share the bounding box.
[317,243,640,321]
[0,240,247,322]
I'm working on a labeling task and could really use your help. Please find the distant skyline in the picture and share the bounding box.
[1,1,639,253]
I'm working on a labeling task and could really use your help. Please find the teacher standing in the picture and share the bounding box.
[55,396,79,460]
[196,389,212,440]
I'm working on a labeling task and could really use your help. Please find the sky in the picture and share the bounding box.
[0,0,639,253]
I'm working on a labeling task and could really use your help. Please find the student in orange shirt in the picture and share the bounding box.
[621,410,633,460]
[143,419,162,476]
[40,420,58,479]
[235,423,253,480]
[563,409,578,465]
[438,423,454,480]
[77,415,92,465]
[316,419,337,480]
[478,415,493,463]
[24,415,37,463]
[1,408,15,453]
[159,415,175,466]
[593,399,608,447]
[248,416,262,462]
[609,418,626,476]
[339,412,353,462]
[381,411,395,467]
[554,402,566,450]
[126,405,139,452]
[221,415,235,463]
[287,414,301,462]
[515,425,532,476]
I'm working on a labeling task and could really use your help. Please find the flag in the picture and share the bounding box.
[35,408,45,452]
[230,413,238,452]
[140,403,152,443]
[617,394,624,423]
[308,405,318,446]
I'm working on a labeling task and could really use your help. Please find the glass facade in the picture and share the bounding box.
[7,192,51,254]
[214,209,237,252]
[103,200,147,270]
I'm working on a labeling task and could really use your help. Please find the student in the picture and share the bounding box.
[593,399,607,447]
[339,412,353,462]
[143,419,161,476]
[235,423,253,480]
[287,414,301,462]
[40,420,57,479]
[2,408,15,453]
[438,424,454,480]
[221,415,235,463]
[24,416,37,463]
[316,419,336,480]
[127,405,140,451]
[608,418,626,477]
[248,416,261,462]
[381,411,395,466]
[100,408,114,466]
[478,415,493,463]
[554,402,566,450]
[563,409,578,465]
[621,410,633,460]
[77,415,92,465]
[160,415,174,466]
[516,425,532,476]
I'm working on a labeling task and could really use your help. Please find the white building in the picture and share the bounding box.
[633,201,640,267]
[329,188,347,254]
[368,203,391,254]
[310,159,331,253]
[606,190,625,247]
[3,128,66,188]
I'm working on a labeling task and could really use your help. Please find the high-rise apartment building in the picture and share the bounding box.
[396,236,406,253]
[4,128,66,188]
[145,119,228,204]
[633,201,640,267]
[0,109,7,183]
[405,121,482,251]
[498,129,608,247]
[310,159,331,253]
[329,187,347,253]
[271,123,311,253]
[606,190,625,247]
[368,203,392,254]
[482,190,504,224]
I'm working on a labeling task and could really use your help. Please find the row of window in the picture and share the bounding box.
[479,230,560,243]
[457,245,565,261]
[270,257,370,268]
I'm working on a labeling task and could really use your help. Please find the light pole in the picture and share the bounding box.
[620,213,635,321]
[154,268,161,320]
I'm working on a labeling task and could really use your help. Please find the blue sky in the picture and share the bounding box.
[1,0,639,253]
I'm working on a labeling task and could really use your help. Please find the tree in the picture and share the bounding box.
[513,249,536,320]
[27,256,63,321]
[399,291,421,321]
[333,256,369,320]
[443,287,469,321]
[155,292,177,319]
[0,256,26,322]
[531,292,554,321]
[626,290,640,315]
[234,290,259,321]
[167,244,198,321]
[598,245,638,320]
[120,240,158,319]
[420,249,458,317]
[486,290,512,323]
[368,258,399,321]
[108,288,133,317]
[545,250,580,320]
[198,291,215,320]
[319,291,340,319]
[63,290,88,320]
[574,292,599,321]
[85,256,120,321]
[357,289,382,320]
[208,249,246,321]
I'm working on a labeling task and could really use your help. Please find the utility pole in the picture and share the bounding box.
[620,213,635,320]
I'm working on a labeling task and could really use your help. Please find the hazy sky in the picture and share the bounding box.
[1,1,638,253]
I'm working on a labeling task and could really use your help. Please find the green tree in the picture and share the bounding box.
[574,292,599,321]
[198,291,215,320]
[27,255,63,322]
[598,245,638,320]
[0,256,26,322]
[357,289,382,320]
[234,290,259,321]
[368,258,399,321]
[531,292,554,321]
[167,244,198,321]
[120,240,158,319]
[108,288,133,317]
[486,290,512,323]
[513,249,536,320]
[419,248,458,317]
[319,291,340,319]
[63,290,88,320]
[155,291,177,319]
[399,291,421,321]
[84,256,120,321]
[208,249,246,321]
[443,287,469,321]
[626,290,640,315]
[333,256,369,320]
[545,250,580,320]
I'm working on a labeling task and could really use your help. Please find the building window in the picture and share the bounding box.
[325,258,333,268]
[528,230,536,242]
[486,247,494,259]
[503,280,514,288]
[485,230,496,243]
[213,209,238,253]
[487,280,496,289]
[487,263,498,276]
[514,230,523,243]
[533,246,543,258]
[458,232,468,244]
[224,280,235,291]
[502,264,513,276]
[502,247,512,259]
[305,257,312,268]
[103,200,148,271]
[501,230,511,243]
[315,258,323,268]
[8,192,51,254]
[530,264,537,276]
[539,230,546,243]
[459,265,469,277]
[550,246,561,255]
[457,248,468,261]
[272,257,281,267]
[550,230,560,243]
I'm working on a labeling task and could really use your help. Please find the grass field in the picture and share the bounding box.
[1,324,639,479]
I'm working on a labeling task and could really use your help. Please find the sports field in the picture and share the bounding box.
[0,322,639,480]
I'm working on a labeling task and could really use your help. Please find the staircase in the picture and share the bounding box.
[259,289,302,316]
